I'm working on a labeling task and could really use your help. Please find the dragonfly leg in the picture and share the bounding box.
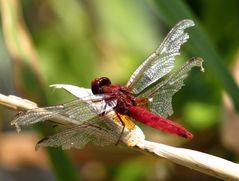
[115,112,125,145]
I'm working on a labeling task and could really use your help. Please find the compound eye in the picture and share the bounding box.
[91,77,111,94]
[99,77,111,87]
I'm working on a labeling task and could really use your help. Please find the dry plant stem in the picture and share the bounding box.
[0,94,38,111]
[134,140,239,181]
[0,94,78,126]
[1,93,239,180]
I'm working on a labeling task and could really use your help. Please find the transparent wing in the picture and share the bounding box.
[126,19,194,94]
[36,112,122,150]
[139,57,204,118]
[11,94,116,131]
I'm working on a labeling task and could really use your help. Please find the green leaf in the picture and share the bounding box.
[0,1,80,180]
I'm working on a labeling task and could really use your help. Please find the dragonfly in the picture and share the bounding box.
[11,19,204,150]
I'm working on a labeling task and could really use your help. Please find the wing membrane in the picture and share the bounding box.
[126,20,194,94]
[139,57,204,118]
[36,114,122,150]
[11,94,116,131]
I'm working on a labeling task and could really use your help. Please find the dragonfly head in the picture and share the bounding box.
[91,77,111,94]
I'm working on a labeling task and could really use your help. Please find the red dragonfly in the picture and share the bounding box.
[12,19,203,149]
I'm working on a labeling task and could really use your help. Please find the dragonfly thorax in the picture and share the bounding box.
[113,87,137,115]
[91,77,137,115]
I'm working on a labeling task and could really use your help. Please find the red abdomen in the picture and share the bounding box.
[129,106,193,139]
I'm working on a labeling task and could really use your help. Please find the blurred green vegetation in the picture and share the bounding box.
[0,0,238,180]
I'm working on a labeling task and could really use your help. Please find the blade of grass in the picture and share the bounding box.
[153,0,239,111]
[0,0,80,180]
